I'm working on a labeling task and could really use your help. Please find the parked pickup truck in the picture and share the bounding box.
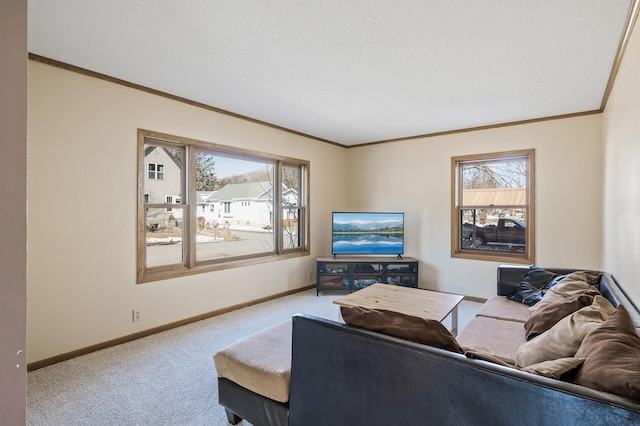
[462,218,525,246]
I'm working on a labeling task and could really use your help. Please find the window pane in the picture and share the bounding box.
[460,207,526,253]
[143,144,182,204]
[461,159,527,206]
[282,165,300,206]
[145,207,184,267]
[195,153,275,263]
[282,207,301,249]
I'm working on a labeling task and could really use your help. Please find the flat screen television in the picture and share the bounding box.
[331,212,405,256]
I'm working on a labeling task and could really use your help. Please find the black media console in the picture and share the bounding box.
[316,256,418,295]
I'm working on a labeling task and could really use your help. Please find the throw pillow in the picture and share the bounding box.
[529,271,601,313]
[507,266,562,306]
[573,305,640,401]
[515,295,615,368]
[340,305,464,354]
[524,293,597,341]
[521,357,585,380]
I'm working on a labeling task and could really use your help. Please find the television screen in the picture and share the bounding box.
[332,212,405,255]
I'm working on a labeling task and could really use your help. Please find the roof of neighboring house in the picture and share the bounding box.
[208,181,272,202]
[462,188,526,207]
[144,146,182,168]
[196,191,217,205]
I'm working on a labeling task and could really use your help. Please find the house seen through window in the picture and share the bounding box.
[451,149,535,264]
[138,129,309,283]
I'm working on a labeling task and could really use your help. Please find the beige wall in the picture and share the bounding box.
[28,22,639,363]
[27,61,348,363]
[603,17,640,304]
[347,115,605,299]
[0,0,27,422]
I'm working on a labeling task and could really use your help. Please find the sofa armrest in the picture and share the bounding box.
[496,265,529,296]
[496,265,583,296]
[600,273,640,330]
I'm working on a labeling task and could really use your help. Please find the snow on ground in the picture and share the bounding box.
[146,225,270,245]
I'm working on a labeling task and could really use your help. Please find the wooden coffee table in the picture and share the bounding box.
[333,283,465,336]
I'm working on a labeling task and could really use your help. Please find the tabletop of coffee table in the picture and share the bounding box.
[333,283,464,334]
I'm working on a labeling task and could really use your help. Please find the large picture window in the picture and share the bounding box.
[451,149,534,263]
[137,129,309,283]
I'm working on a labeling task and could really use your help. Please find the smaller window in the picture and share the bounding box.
[148,163,165,180]
[451,149,535,264]
[166,195,173,212]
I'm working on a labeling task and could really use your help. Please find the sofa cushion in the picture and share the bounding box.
[573,305,640,400]
[521,357,585,380]
[507,266,562,306]
[476,296,531,323]
[524,293,597,341]
[529,271,600,313]
[515,295,615,368]
[456,316,526,365]
[213,320,292,403]
[340,306,464,353]
[465,351,584,381]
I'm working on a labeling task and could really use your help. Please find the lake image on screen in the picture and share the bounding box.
[332,213,404,254]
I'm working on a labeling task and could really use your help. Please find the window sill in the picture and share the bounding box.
[137,250,310,284]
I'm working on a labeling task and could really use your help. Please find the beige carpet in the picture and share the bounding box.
[27,288,482,425]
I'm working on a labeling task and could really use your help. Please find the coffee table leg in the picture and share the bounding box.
[451,306,459,337]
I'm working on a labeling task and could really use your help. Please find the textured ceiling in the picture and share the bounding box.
[28,1,637,146]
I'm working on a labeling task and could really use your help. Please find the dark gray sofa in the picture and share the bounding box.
[288,266,640,425]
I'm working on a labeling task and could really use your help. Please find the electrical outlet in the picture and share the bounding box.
[132,309,142,322]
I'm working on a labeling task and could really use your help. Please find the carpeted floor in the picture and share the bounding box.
[27,288,482,425]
